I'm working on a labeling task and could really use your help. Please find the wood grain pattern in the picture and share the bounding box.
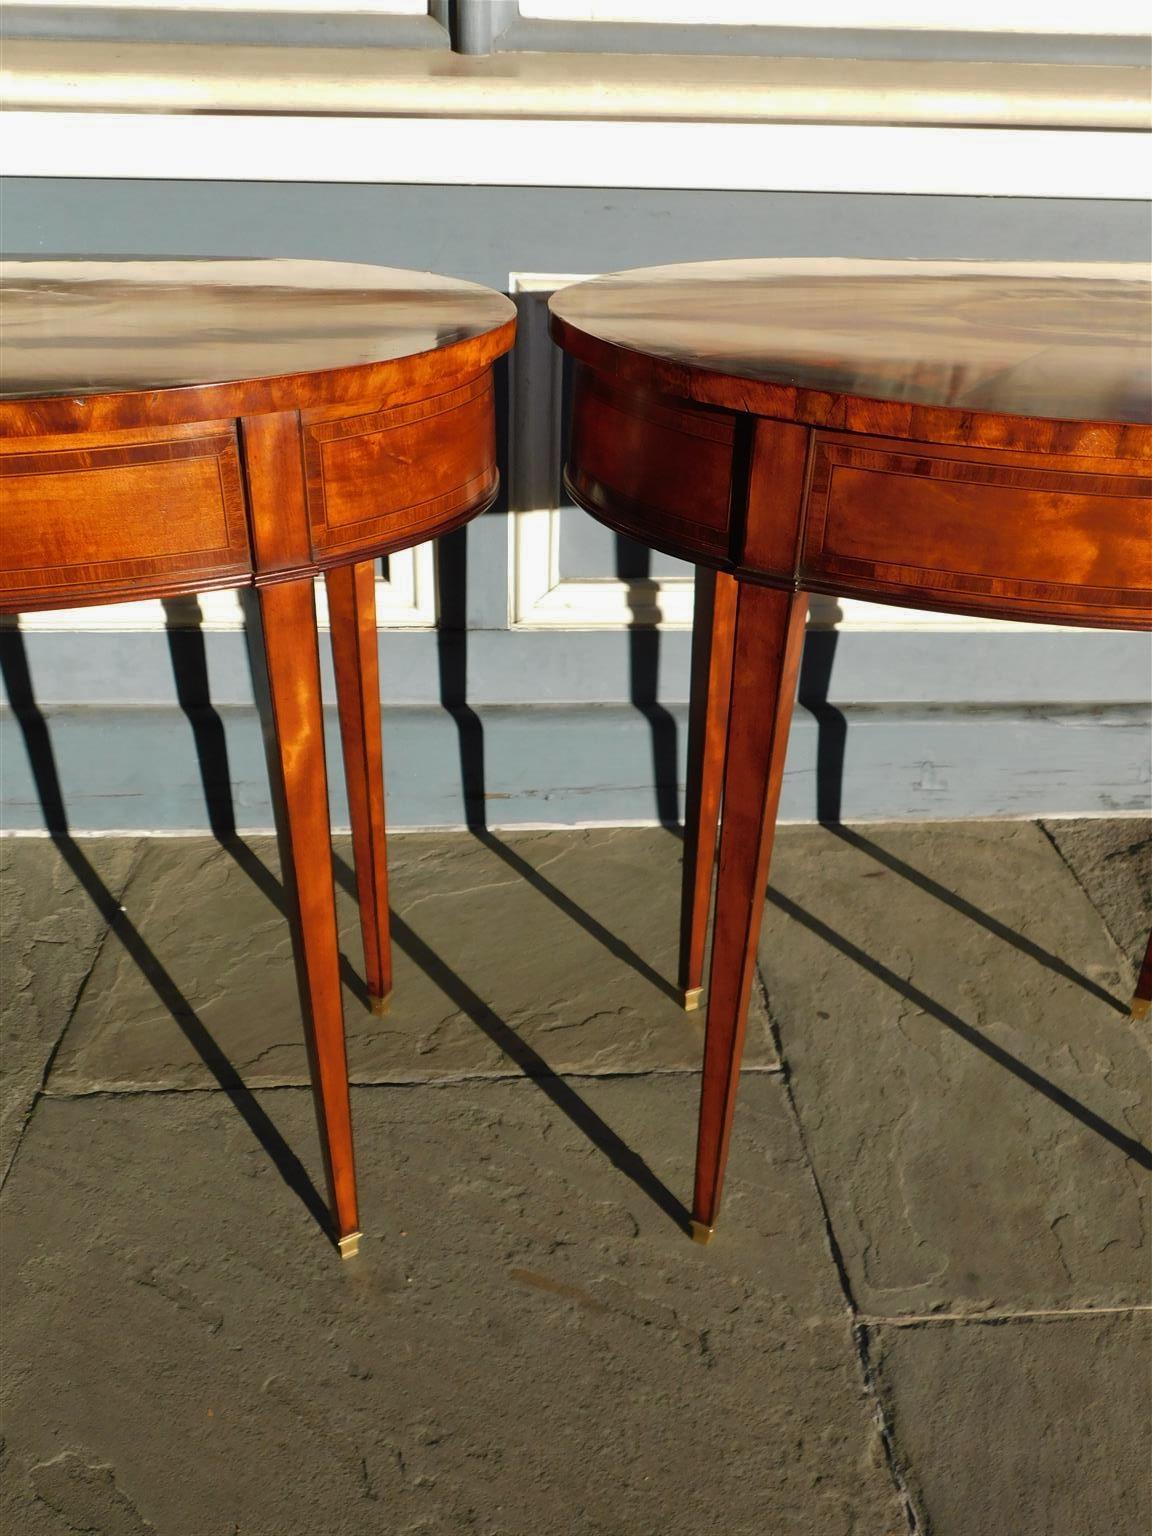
[327,560,392,1014]
[678,566,736,1007]
[0,260,515,437]
[250,575,359,1247]
[1,258,517,1254]
[552,257,1152,1245]
[0,257,515,404]
[566,363,735,561]
[693,581,808,1234]
[1133,930,1152,1020]
[740,417,810,581]
[551,259,1152,456]
[240,410,313,581]
[803,434,1152,627]
[304,374,498,559]
[0,422,249,611]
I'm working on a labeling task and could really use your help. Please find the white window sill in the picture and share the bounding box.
[3,40,1150,128]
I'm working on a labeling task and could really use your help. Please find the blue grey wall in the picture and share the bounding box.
[2,179,1150,831]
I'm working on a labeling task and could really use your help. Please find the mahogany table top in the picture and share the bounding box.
[0,257,517,401]
[549,258,1151,427]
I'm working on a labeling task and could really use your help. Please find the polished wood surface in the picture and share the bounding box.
[250,571,360,1246]
[0,260,515,439]
[303,373,499,561]
[551,258,1151,430]
[327,560,392,1015]
[0,258,515,400]
[0,419,250,610]
[551,258,1152,1240]
[803,434,1150,628]
[678,568,736,1010]
[1,259,516,1253]
[567,364,736,562]
[556,265,1152,632]
[694,583,808,1238]
[1133,931,1152,1021]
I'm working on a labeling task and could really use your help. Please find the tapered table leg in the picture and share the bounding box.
[251,576,361,1257]
[1132,929,1152,1020]
[692,581,808,1243]
[327,560,392,1015]
[679,566,738,1010]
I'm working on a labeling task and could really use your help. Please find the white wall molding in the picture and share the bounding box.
[4,113,1148,199]
[16,546,437,632]
[8,44,1145,126]
[508,272,1084,635]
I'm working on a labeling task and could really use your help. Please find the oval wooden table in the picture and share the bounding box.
[0,258,516,1256]
[550,258,1152,1244]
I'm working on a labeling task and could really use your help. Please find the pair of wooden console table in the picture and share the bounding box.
[2,257,1147,1253]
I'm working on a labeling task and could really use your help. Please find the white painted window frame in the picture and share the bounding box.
[508,273,1085,634]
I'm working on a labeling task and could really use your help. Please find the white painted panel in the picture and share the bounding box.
[4,114,1147,199]
[523,0,1150,32]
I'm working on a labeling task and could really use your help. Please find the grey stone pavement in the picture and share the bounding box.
[0,819,1148,1536]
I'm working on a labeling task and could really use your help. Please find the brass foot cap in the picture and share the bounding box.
[1132,996,1150,1021]
[690,1220,715,1246]
[337,1230,363,1260]
[368,992,391,1017]
[682,986,704,1013]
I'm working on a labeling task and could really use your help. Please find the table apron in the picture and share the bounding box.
[0,371,501,614]
[562,365,1152,632]
[798,431,1152,628]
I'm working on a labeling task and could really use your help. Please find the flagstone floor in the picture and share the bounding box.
[1,819,1148,1536]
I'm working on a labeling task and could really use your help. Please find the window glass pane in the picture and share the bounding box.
[15,1,429,13]
[522,0,1149,32]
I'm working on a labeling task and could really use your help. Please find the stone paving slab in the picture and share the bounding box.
[0,837,140,1184]
[759,822,1150,1317]
[47,830,774,1095]
[1041,816,1152,971]
[868,1312,1151,1536]
[0,1076,904,1536]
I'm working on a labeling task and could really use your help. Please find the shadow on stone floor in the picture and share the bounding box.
[3,829,694,1240]
[0,1077,903,1536]
[4,621,1151,1534]
[767,885,1148,1171]
[759,820,1149,1319]
[1,622,692,1234]
[3,822,1149,1536]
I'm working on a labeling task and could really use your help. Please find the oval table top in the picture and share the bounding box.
[0,259,517,612]
[0,257,517,399]
[549,258,1152,431]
